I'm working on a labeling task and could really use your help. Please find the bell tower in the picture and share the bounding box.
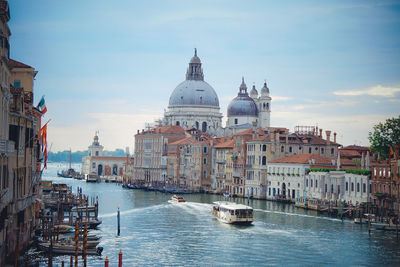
[88,131,104,157]
[259,81,271,128]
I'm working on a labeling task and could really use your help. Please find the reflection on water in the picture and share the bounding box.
[33,163,400,266]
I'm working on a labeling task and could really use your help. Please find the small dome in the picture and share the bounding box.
[227,78,258,116]
[169,80,219,108]
[250,84,258,98]
[261,82,270,96]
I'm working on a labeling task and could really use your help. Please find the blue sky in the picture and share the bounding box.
[8,0,400,152]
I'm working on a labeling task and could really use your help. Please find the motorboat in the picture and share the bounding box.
[168,195,186,203]
[212,201,254,225]
[38,242,103,256]
[354,214,376,224]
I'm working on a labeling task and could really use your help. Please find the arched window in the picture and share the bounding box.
[351,183,354,191]
[289,146,292,153]
[357,183,360,192]
[262,156,266,165]
[202,122,207,132]
[195,121,199,129]
[266,103,269,110]
[176,121,180,126]
[281,146,284,152]
[309,147,312,153]
[262,144,267,151]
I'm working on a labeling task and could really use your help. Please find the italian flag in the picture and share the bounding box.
[37,96,47,115]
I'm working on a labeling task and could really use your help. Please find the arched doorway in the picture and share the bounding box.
[202,122,207,132]
[112,164,118,175]
[98,164,103,176]
[282,182,286,197]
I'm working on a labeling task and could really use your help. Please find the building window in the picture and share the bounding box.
[176,121,180,126]
[310,179,313,187]
[262,145,267,151]
[306,179,308,187]
[203,147,207,153]
[234,118,238,125]
[95,151,99,156]
[321,148,324,154]
[262,156,266,166]
[338,185,340,195]
[92,162,96,168]
[289,146,292,153]
[363,183,366,193]
[203,158,207,165]
[269,188,271,196]
[325,184,327,193]
[331,148,334,154]
[309,147,312,153]
[351,183,354,191]
[281,146,284,152]
[203,170,206,178]
[346,182,348,191]
[331,184,333,193]
[14,80,21,87]
[315,180,318,188]
[357,183,360,192]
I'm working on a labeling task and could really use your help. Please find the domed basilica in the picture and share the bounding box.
[163,50,272,136]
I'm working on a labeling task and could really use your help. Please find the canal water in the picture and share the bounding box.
[33,163,400,266]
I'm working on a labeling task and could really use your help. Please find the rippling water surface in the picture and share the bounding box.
[35,163,400,266]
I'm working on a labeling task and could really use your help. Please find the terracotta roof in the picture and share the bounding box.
[214,139,234,149]
[233,128,254,136]
[9,59,33,69]
[170,137,192,145]
[340,150,361,158]
[341,145,370,151]
[270,153,333,165]
[138,125,185,135]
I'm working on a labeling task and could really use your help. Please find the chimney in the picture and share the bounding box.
[319,129,322,137]
[334,132,337,143]
[137,130,139,134]
[315,126,318,136]
[325,130,331,144]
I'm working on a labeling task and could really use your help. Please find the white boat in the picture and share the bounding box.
[168,195,186,203]
[212,201,254,225]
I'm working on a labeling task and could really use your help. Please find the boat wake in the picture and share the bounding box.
[254,209,346,223]
[171,202,212,217]
[99,203,168,218]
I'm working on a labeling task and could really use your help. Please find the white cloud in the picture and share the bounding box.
[270,95,293,102]
[333,85,400,98]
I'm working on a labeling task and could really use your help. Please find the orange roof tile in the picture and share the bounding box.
[214,139,234,148]
[9,59,33,69]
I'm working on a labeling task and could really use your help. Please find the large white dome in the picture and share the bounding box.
[168,80,220,108]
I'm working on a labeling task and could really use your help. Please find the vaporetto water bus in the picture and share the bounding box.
[212,201,254,225]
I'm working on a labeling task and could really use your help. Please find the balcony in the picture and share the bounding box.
[232,169,243,177]
[216,158,226,164]
[15,195,34,213]
[0,188,11,209]
[0,139,15,156]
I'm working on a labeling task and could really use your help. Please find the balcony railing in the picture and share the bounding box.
[0,139,15,156]
[216,159,226,164]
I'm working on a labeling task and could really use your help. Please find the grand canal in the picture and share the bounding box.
[34,163,400,266]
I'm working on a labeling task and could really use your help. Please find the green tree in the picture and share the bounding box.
[368,116,400,159]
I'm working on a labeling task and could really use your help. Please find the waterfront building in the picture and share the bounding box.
[82,134,129,179]
[163,50,223,135]
[0,53,43,267]
[371,163,392,213]
[133,125,186,186]
[167,129,214,191]
[212,137,233,194]
[267,154,332,201]
[226,79,271,132]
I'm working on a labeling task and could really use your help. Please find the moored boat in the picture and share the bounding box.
[212,201,254,225]
[38,242,103,255]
